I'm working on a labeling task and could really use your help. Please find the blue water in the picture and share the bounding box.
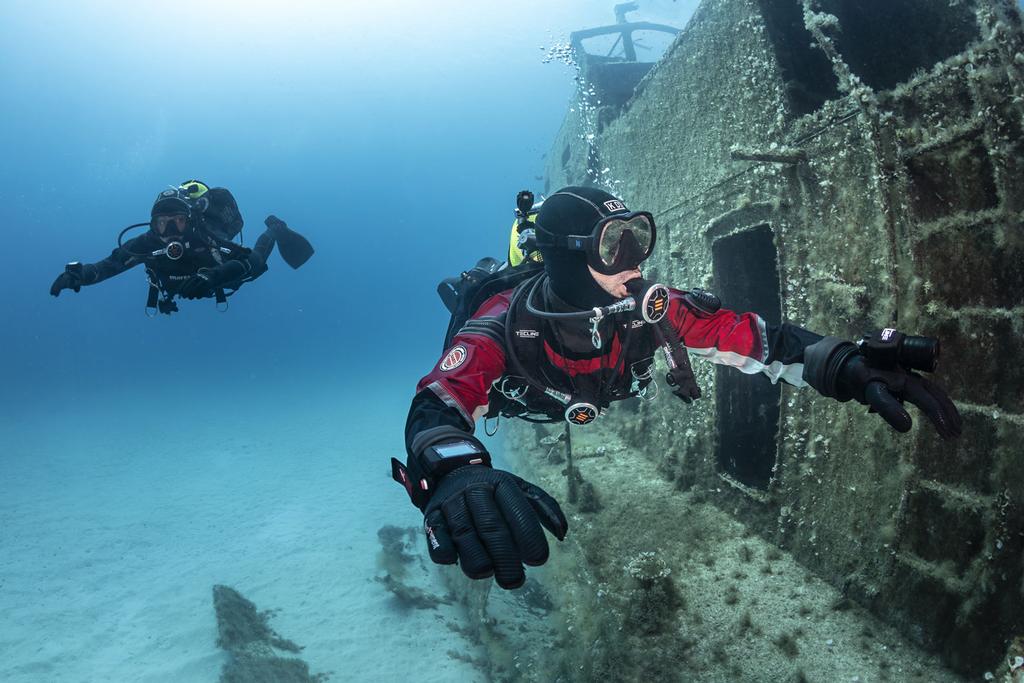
[0,1,696,680]
[2,0,998,680]
[0,2,585,404]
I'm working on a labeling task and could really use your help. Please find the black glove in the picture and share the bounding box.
[50,271,82,297]
[804,336,962,439]
[178,271,214,299]
[837,354,961,439]
[423,465,568,590]
[179,260,248,300]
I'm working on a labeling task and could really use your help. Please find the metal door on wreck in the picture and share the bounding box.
[712,223,782,489]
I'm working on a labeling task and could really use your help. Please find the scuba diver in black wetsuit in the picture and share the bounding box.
[394,185,963,591]
[49,180,314,315]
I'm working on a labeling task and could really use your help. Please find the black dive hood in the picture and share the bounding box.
[536,187,629,309]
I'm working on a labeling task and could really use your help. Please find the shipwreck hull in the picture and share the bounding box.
[504,0,1024,678]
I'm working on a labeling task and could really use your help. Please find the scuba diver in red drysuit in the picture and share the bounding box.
[394,186,962,590]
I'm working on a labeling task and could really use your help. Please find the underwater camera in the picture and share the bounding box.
[858,328,940,373]
[515,190,535,218]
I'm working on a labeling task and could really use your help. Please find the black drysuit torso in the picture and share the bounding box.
[81,228,272,301]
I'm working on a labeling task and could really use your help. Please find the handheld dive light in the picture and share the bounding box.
[858,328,940,373]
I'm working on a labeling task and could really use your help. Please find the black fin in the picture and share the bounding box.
[272,223,314,269]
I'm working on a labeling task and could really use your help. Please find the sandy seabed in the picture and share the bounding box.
[0,380,485,683]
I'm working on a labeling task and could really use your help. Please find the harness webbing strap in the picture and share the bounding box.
[146,281,160,310]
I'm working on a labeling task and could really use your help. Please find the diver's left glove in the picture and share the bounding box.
[50,272,81,297]
[179,261,247,300]
[50,262,94,296]
[803,332,962,439]
[392,427,568,590]
[178,272,214,300]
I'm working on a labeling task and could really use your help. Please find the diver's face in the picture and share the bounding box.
[588,266,642,299]
[153,214,188,241]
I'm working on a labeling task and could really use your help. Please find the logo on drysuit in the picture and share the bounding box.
[440,345,468,372]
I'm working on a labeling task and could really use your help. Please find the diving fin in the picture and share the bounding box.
[265,215,314,269]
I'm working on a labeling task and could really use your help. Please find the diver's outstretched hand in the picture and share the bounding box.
[423,465,568,589]
[837,355,962,439]
[50,271,82,297]
[804,336,962,440]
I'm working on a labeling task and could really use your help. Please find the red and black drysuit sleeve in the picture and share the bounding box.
[666,289,823,386]
[404,291,512,459]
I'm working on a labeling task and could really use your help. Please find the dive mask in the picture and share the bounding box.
[153,214,189,235]
[536,211,656,275]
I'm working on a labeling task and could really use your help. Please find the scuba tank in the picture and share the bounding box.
[436,190,546,351]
